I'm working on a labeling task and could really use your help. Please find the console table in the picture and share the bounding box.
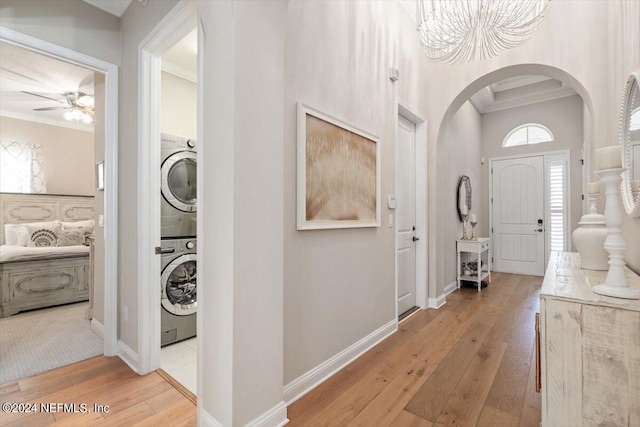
[539,252,640,426]
[456,238,491,292]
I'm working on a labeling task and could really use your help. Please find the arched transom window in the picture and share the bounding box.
[502,123,554,148]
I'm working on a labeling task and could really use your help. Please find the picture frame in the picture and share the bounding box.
[297,103,381,230]
[96,161,104,191]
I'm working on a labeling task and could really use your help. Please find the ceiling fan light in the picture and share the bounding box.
[77,95,94,107]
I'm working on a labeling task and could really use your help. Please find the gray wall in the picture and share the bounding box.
[0,116,95,195]
[439,101,483,288]
[283,0,431,384]
[480,95,584,252]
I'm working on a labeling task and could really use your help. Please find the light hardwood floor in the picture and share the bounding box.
[0,272,539,427]
[0,356,196,427]
[288,272,542,427]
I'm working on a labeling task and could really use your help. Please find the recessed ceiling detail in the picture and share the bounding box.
[470,75,578,114]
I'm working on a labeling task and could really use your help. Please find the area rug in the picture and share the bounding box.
[0,302,102,384]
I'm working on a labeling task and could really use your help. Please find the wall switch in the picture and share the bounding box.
[388,214,394,227]
[123,306,128,322]
[98,214,104,227]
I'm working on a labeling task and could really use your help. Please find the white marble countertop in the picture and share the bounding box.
[541,252,640,312]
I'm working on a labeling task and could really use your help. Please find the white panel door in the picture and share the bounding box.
[397,115,417,316]
[492,156,545,275]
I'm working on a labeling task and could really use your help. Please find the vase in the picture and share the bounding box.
[572,194,608,270]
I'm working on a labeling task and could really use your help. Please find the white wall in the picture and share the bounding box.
[283,0,431,385]
[0,116,95,195]
[425,0,625,296]
[160,71,196,139]
[439,101,482,288]
[480,95,584,251]
[0,0,120,66]
[608,1,640,273]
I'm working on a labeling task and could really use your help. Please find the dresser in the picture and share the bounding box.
[539,252,640,427]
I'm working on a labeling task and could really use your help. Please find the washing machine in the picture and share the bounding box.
[161,133,197,238]
[160,238,197,347]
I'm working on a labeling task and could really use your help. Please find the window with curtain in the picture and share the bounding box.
[0,140,47,193]
[503,123,554,147]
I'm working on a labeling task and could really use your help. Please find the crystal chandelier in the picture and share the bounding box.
[416,0,551,64]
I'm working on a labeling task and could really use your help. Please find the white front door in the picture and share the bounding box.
[492,156,545,275]
[396,115,417,316]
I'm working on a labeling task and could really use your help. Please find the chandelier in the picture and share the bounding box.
[416,0,551,64]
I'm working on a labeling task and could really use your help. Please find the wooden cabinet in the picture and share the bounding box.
[456,238,491,292]
[540,252,640,427]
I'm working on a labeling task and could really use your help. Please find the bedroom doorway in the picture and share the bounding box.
[0,27,119,384]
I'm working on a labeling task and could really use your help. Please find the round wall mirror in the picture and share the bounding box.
[620,70,640,217]
[457,175,472,221]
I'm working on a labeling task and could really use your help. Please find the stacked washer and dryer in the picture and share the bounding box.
[159,133,197,347]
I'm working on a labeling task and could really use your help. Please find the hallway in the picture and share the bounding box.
[288,272,541,427]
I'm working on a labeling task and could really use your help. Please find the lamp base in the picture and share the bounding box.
[593,284,640,299]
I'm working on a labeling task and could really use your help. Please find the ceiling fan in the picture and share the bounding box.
[22,90,95,124]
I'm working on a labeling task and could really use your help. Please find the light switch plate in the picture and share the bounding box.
[388,214,394,227]
[98,214,104,227]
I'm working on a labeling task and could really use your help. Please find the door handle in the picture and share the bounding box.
[534,228,543,232]
[412,236,420,242]
[155,246,175,254]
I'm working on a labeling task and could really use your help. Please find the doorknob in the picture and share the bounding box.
[534,229,543,232]
[413,236,420,241]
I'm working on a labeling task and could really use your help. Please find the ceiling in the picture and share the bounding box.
[0,41,95,131]
[82,0,133,17]
[469,75,578,114]
[162,28,197,83]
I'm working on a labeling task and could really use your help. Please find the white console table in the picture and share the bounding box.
[539,252,640,426]
[456,238,492,292]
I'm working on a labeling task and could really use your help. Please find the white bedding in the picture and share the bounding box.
[0,245,89,263]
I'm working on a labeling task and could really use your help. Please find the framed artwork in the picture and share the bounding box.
[96,161,104,191]
[297,103,381,230]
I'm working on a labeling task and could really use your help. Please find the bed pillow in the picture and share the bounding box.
[62,220,94,245]
[26,223,63,247]
[56,229,87,247]
[5,221,61,246]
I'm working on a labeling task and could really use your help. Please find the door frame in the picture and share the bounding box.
[137,0,198,375]
[0,27,120,356]
[395,104,428,318]
[489,149,571,273]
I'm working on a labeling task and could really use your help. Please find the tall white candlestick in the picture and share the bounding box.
[595,146,622,170]
[460,204,468,215]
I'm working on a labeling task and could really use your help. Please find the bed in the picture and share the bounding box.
[0,193,94,318]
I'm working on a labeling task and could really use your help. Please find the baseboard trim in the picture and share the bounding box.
[90,318,104,339]
[428,294,446,309]
[199,408,223,427]
[246,401,288,427]
[283,319,397,405]
[444,281,458,296]
[117,340,139,373]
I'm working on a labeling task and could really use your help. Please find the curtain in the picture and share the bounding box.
[0,140,47,193]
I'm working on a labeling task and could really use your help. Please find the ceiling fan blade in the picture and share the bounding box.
[34,106,69,111]
[21,91,65,103]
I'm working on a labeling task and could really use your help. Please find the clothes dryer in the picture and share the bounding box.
[160,238,197,346]
[161,133,197,238]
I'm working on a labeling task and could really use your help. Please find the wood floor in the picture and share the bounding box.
[288,272,542,427]
[0,271,540,427]
[0,356,196,427]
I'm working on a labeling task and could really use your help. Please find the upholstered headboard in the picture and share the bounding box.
[0,193,95,245]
